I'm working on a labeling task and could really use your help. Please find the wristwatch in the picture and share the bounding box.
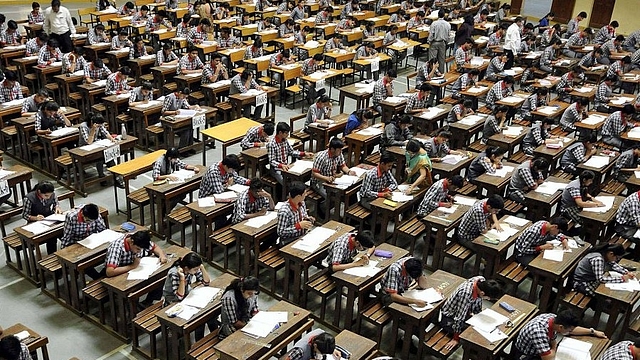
[590,327,595,335]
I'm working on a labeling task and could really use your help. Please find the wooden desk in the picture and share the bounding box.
[459,294,538,360]
[595,258,640,340]
[160,106,217,153]
[344,125,383,166]
[338,83,373,114]
[127,55,157,82]
[560,336,611,359]
[280,221,353,304]
[306,113,348,152]
[129,100,163,145]
[530,100,569,122]
[332,242,408,330]
[474,161,517,198]
[228,86,278,121]
[527,243,591,311]
[472,216,531,277]
[1,164,34,208]
[524,176,571,221]
[379,98,407,123]
[83,43,111,66]
[371,187,427,241]
[54,73,84,107]
[68,136,137,196]
[388,270,465,360]
[411,105,451,136]
[0,323,50,360]
[12,56,38,85]
[214,300,313,360]
[150,65,177,92]
[144,165,206,237]
[422,201,471,270]
[109,150,165,217]
[101,92,133,133]
[352,53,392,81]
[578,193,623,245]
[576,150,619,189]
[33,63,62,92]
[431,151,477,181]
[106,48,131,71]
[186,200,234,256]
[202,81,231,107]
[201,117,260,163]
[569,85,596,106]
[240,147,267,179]
[533,137,575,172]
[101,245,191,338]
[449,114,486,150]
[38,131,79,176]
[157,272,236,360]
[78,82,107,116]
[231,213,278,276]
[323,164,374,223]
[334,330,378,360]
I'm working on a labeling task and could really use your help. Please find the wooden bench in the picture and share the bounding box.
[406,71,417,89]
[305,272,336,321]
[393,214,426,253]
[440,96,461,106]
[454,181,477,197]
[477,106,492,115]
[363,151,381,166]
[91,103,107,114]
[260,174,280,199]
[423,326,460,359]
[167,206,192,247]
[496,260,530,295]
[289,114,310,151]
[551,169,574,181]
[132,301,164,360]
[442,243,474,275]
[82,280,109,324]
[509,150,530,164]
[284,83,304,109]
[560,290,592,317]
[214,101,233,124]
[163,82,178,95]
[466,139,486,153]
[357,302,391,346]
[0,208,24,238]
[209,225,235,268]
[186,329,221,360]
[145,124,165,151]
[37,254,63,299]
[501,199,524,216]
[345,203,371,232]
[305,187,324,220]
[189,91,205,105]
[0,125,18,154]
[256,247,285,293]
[601,178,626,196]
[127,188,150,225]
[55,153,74,186]
[2,233,23,271]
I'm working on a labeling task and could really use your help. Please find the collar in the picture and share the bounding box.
[124,237,131,251]
[288,198,301,211]
[275,135,284,143]
[471,280,479,299]
[218,162,227,176]
[258,126,265,137]
[501,82,507,89]
[443,179,449,190]
[248,190,257,202]
[347,234,356,250]
[78,211,85,223]
[383,77,388,86]
[541,222,549,236]
[608,25,614,33]
[376,165,383,177]
[567,73,573,80]
[548,317,555,340]
[630,344,637,359]
[482,200,489,213]
[400,258,408,277]
[418,91,423,100]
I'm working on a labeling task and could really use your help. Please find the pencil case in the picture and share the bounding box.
[374,249,393,258]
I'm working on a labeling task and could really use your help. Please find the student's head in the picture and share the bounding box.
[92,57,104,68]
[51,0,61,12]
[514,16,523,25]
[0,336,23,360]
[540,118,554,130]
[609,20,619,29]
[531,157,549,172]
[468,68,479,79]
[288,181,306,202]
[200,18,211,30]
[548,216,568,236]
[35,180,55,199]
[486,146,506,163]
[141,5,149,13]
[133,36,144,47]
[578,170,595,187]
[226,276,260,309]
[405,139,422,156]
[554,310,580,335]
[177,87,191,100]
[416,10,424,19]
[139,81,153,97]
[222,154,242,171]
[394,114,411,130]
[36,32,48,44]
[118,66,131,77]
[328,137,344,157]
[186,45,198,59]
[312,53,323,62]
[262,122,275,136]
[615,35,625,44]
[438,9,445,19]
[390,25,398,34]
[493,105,508,118]
[463,38,474,50]
[43,100,59,117]
[448,175,464,192]
[125,1,134,9]
[128,231,152,253]
[220,27,231,38]
[379,151,395,172]
[95,23,105,34]
[435,130,452,144]
[418,82,432,96]
[118,29,128,39]
[177,252,203,274]
[476,279,503,300]
[6,20,17,32]
[576,97,589,109]
[623,104,636,119]
[503,75,515,85]
[577,11,587,20]
[166,147,180,163]
[32,1,40,11]
[248,178,265,197]
[311,332,336,357]
[34,88,48,104]
[81,203,100,221]
[593,243,625,263]
[182,13,191,23]
[276,121,290,139]
[486,194,504,214]
[316,94,330,107]
[47,38,59,50]
[3,70,17,87]
[582,27,593,36]
[354,230,375,250]
[403,257,423,279]
[86,112,106,127]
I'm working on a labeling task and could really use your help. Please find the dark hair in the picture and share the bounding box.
[37,32,48,42]
[86,112,106,126]
[622,56,631,64]
[82,203,100,220]
[503,75,515,84]
[200,18,211,27]
[591,242,625,256]
[249,178,264,191]
[125,1,134,8]
[477,279,503,299]
[486,146,506,159]
[313,333,336,355]
[188,45,198,53]
[212,52,222,60]
[541,118,554,126]
[7,20,17,30]
[3,70,16,82]
[578,98,589,106]
[177,252,203,269]
[276,121,290,134]
[418,83,432,92]
[222,154,241,170]
[317,94,330,104]
[583,27,593,35]
[47,38,59,48]
[579,170,595,183]
[404,257,423,278]
[450,175,464,188]
[386,69,397,78]
[289,181,306,198]
[469,69,480,76]
[405,139,422,153]
[610,20,619,28]
[51,0,61,7]
[32,1,40,9]
[179,87,191,95]
[379,151,395,164]
[436,130,452,139]
[531,157,549,171]
[43,101,59,112]
[0,336,22,360]
[486,194,504,210]
[480,9,489,15]
[355,230,374,248]
[118,29,128,37]
[263,122,275,135]
[623,104,636,115]
[182,13,190,22]
[93,57,104,68]
[225,276,260,320]
[328,137,344,149]
[583,133,597,144]
[615,35,625,42]
[555,309,580,328]
[119,66,131,75]
[141,4,149,11]
[494,105,508,115]
[36,180,55,194]
[166,147,180,159]
[313,53,323,61]
[438,9,445,18]
[578,11,587,18]
[140,81,153,91]
[395,114,411,125]
[131,230,152,248]
[550,217,568,232]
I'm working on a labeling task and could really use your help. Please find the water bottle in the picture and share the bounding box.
[121,123,127,140]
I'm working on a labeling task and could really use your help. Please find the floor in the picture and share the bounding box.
[521,0,552,20]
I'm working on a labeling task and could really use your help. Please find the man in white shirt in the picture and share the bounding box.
[503,16,523,70]
[43,0,75,53]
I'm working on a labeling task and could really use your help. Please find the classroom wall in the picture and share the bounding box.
[611,1,640,36]
[572,0,593,27]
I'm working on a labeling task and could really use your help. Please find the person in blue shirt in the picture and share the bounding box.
[344,108,374,135]
[538,11,554,31]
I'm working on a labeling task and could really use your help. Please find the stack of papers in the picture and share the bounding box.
[574,86,593,93]
[288,160,313,174]
[169,169,196,183]
[176,109,197,117]
[333,175,360,189]
[437,204,458,214]
[127,257,161,280]
[241,311,288,338]
[581,114,607,125]
[245,89,265,96]
[611,97,631,105]
[504,216,528,227]
[441,154,465,165]
[92,79,107,87]
[500,96,523,104]
[0,169,15,179]
[466,308,510,342]
[488,165,514,178]
[205,79,232,88]
[627,127,640,139]
[503,126,523,136]
[80,138,114,151]
[23,221,52,235]
[2,98,25,107]
[49,127,78,138]
[582,196,615,213]
[245,211,278,228]
[343,260,381,277]
[357,127,383,135]
[583,155,610,169]
[228,184,249,193]
[291,227,337,253]
[484,224,519,242]
[454,196,478,206]
[213,191,237,202]
[555,338,592,360]
[181,287,222,308]
[404,288,443,311]
[537,106,558,115]
[467,86,488,94]
[78,229,123,249]
[197,197,216,208]
[418,107,446,119]
[135,100,161,108]
[606,278,640,291]
[543,249,564,262]
[534,181,567,195]
[458,114,485,125]
[391,192,413,202]
[349,167,368,177]
[384,96,405,104]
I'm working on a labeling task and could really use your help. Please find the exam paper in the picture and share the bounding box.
[418,107,446,119]
[357,127,383,135]
[343,260,381,277]
[488,165,515,178]
[466,308,509,333]
[213,191,237,202]
[503,126,523,136]
[440,154,465,165]
[543,249,564,262]
[172,169,196,181]
[484,225,519,242]
[403,288,444,304]
[292,227,337,253]
[500,96,523,104]
[583,155,610,169]
[135,100,161,108]
[504,215,528,227]
[2,98,25,107]
[458,114,485,125]
[181,287,221,308]
[287,160,313,174]
[333,175,360,188]
[581,196,615,213]
[228,184,249,193]
[581,114,606,125]
[49,127,79,138]
[23,221,51,235]
[391,192,413,202]
[92,79,107,87]
[245,211,278,228]
[437,204,458,214]
[475,327,508,343]
[241,311,288,338]
[535,181,567,195]
[349,167,368,177]
[177,109,197,117]
[454,196,478,206]
[467,86,488,94]
[606,278,640,291]
[127,257,161,280]
[176,304,200,321]
[78,229,123,249]
[555,337,592,360]
[44,213,66,222]
[197,197,216,208]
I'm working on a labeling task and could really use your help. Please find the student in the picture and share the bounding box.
[602,104,635,149]
[485,54,507,82]
[595,20,619,44]
[311,137,353,199]
[325,230,375,272]
[415,58,441,89]
[579,48,603,71]
[240,122,274,150]
[515,217,568,266]
[88,23,108,45]
[615,190,640,242]
[62,46,86,74]
[467,147,506,183]
[231,178,275,224]
[403,139,432,192]
[566,11,587,38]
[79,113,124,187]
[556,67,585,102]
[156,43,179,66]
[559,98,589,132]
[1,21,23,46]
[485,76,514,110]
[378,257,429,306]
[0,335,30,360]
[178,46,204,75]
[244,38,263,60]
[277,181,314,245]
[129,81,153,106]
[416,175,464,216]
[305,95,332,131]
[0,71,22,104]
[520,88,548,120]
[199,154,249,198]
[522,119,555,156]
[315,6,332,25]
[163,252,216,340]
[457,194,504,250]
[539,39,562,73]
[454,38,474,71]
[129,36,147,59]
[404,83,432,113]
[267,122,313,185]
[381,114,412,149]
[111,29,132,50]
[424,130,464,162]
[574,243,632,300]
[446,100,474,127]
[451,69,478,99]
[290,1,305,21]
[105,66,131,95]
[324,33,345,53]
[357,151,398,209]
[28,1,44,23]
[513,310,606,359]
[481,106,508,144]
[37,38,62,66]
[541,24,561,47]
[34,100,70,135]
[219,276,260,339]
[561,170,604,225]
[61,203,106,248]
[119,1,135,16]
[22,180,61,253]
[600,35,625,65]
[187,18,211,46]
[564,28,592,58]
[362,21,376,39]
[230,70,263,120]
[84,57,111,83]
[354,42,377,62]
[152,147,199,182]
[560,135,597,176]
[614,146,640,182]
[508,158,548,204]
[201,54,229,85]
[133,5,152,25]
[600,340,640,359]
[594,75,617,113]
[285,330,338,360]
[440,276,504,351]
[344,108,373,136]
[474,9,488,25]
[21,88,48,117]
[96,0,111,11]
[162,88,200,148]
[214,2,231,19]
[148,10,173,31]
[279,18,295,38]
[25,32,47,56]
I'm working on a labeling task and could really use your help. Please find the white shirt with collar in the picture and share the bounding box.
[504,22,521,53]
[43,5,76,35]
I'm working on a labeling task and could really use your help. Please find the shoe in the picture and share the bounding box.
[100,180,108,187]
[116,179,125,189]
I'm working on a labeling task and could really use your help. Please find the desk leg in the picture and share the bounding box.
[333,283,343,327]
[191,213,199,252]
[69,266,80,310]
[107,287,119,333]
[292,261,303,304]
[343,288,357,330]
[75,158,86,195]
[432,228,445,270]
[148,193,157,235]
[603,300,622,336]
[339,92,346,114]
[283,258,291,300]
[390,314,400,357]
[241,235,252,276]
[199,216,208,256]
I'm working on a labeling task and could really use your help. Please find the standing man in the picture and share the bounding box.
[428,10,450,74]
[43,0,75,53]
[503,16,522,70]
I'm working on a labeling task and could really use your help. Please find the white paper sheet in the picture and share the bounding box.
[543,249,564,262]
[634,170,640,179]
[2,98,25,106]
[349,167,368,177]
[172,169,196,181]
[403,288,444,303]
[504,215,528,227]
[197,197,216,208]
[43,213,65,222]
[127,257,161,280]
[441,154,465,165]
[213,191,237,201]
[417,107,446,119]
[357,127,383,135]
[606,278,640,291]
[583,155,610,169]
[176,304,200,321]
[454,196,478,206]
[228,184,249,193]
[466,86,488,94]
[475,327,508,343]
[437,204,458,214]
[503,126,524,136]
[92,79,107,87]
[465,308,510,333]
[78,229,123,249]
[22,221,51,235]
[292,227,337,253]
[287,160,313,174]
[0,169,15,179]
[342,260,381,277]
[135,100,161,108]
[181,287,221,308]
[458,114,485,125]
[535,181,568,195]
[409,303,434,311]
[581,114,607,125]
[484,225,519,242]
[581,196,615,213]
[384,96,405,104]
[177,109,197,117]
[391,192,413,202]
[555,338,592,360]
[488,165,515,178]
[245,211,278,228]
[49,127,79,137]
[241,311,288,338]
[499,96,523,104]
[333,175,360,188]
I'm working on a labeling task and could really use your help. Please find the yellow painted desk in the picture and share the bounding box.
[201,117,260,163]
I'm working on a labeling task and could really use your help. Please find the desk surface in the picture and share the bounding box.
[201,117,259,142]
[332,242,409,287]
[528,242,591,277]
[0,323,48,353]
[524,176,571,203]
[108,149,165,176]
[144,165,207,195]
